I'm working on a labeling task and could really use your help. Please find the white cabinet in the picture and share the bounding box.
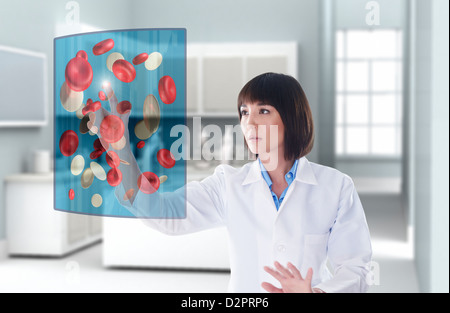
[103,218,229,270]
[187,42,298,116]
[5,173,102,256]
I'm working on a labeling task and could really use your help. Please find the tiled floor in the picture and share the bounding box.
[0,193,420,293]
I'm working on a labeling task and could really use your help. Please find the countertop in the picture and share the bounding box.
[4,172,53,183]
[2,161,249,184]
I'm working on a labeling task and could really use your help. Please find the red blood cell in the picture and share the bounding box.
[76,50,88,60]
[117,100,132,114]
[90,150,103,160]
[93,138,109,152]
[158,75,176,104]
[157,148,176,168]
[92,38,114,56]
[106,151,120,168]
[99,115,125,143]
[82,101,101,115]
[112,59,136,83]
[107,168,122,187]
[137,141,145,149]
[65,57,93,92]
[132,53,148,65]
[69,189,75,200]
[59,130,79,156]
[99,91,107,101]
[137,171,160,194]
[91,101,101,111]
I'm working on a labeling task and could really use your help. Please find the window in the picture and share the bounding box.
[335,29,403,157]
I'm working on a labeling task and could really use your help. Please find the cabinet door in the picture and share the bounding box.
[186,42,297,115]
[246,56,288,80]
[67,213,88,244]
[187,57,199,113]
[89,216,103,236]
[202,57,243,113]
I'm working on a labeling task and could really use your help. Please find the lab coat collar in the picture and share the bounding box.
[242,157,318,186]
[295,157,319,186]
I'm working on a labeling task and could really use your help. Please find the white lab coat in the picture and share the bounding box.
[127,157,372,293]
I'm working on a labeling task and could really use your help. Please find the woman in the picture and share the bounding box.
[98,72,372,293]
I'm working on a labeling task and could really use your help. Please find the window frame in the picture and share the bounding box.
[335,28,404,159]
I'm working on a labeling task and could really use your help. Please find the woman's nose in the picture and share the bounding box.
[241,117,256,134]
[246,111,257,126]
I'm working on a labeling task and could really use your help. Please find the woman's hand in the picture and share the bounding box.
[92,82,131,152]
[262,261,313,293]
[90,82,148,203]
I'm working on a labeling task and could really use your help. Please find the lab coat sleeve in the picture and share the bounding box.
[314,176,373,293]
[115,165,227,236]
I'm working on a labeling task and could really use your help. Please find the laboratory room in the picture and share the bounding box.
[0,0,448,295]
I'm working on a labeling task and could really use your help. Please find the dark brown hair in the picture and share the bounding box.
[237,72,314,160]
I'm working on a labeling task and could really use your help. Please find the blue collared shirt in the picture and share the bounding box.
[259,159,299,211]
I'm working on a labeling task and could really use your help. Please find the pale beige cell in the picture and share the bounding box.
[90,161,106,181]
[120,159,130,165]
[87,114,98,135]
[87,120,94,130]
[70,155,85,176]
[106,52,124,72]
[134,119,152,140]
[88,126,98,135]
[88,111,96,124]
[81,168,94,189]
[60,81,83,112]
[143,94,160,134]
[91,194,103,208]
[76,103,86,119]
[159,175,168,183]
[145,52,163,71]
[110,135,126,150]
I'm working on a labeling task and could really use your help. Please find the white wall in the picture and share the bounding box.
[429,0,449,293]
[336,0,405,28]
[412,0,449,293]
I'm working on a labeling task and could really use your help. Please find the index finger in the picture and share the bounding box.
[101,81,118,115]
[274,261,294,279]
[263,266,285,282]
[287,262,302,280]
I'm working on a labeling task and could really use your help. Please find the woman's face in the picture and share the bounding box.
[240,101,285,158]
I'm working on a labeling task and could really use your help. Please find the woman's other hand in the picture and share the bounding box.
[262,261,314,293]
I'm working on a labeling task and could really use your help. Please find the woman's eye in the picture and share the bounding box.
[260,109,270,114]
[241,110,248,115]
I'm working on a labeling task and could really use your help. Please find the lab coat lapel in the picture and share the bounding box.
[243,160,278,219]
[243,157,318,187]
[242,158,319,217]
[276,157,318,216]
[242,160,262,186]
